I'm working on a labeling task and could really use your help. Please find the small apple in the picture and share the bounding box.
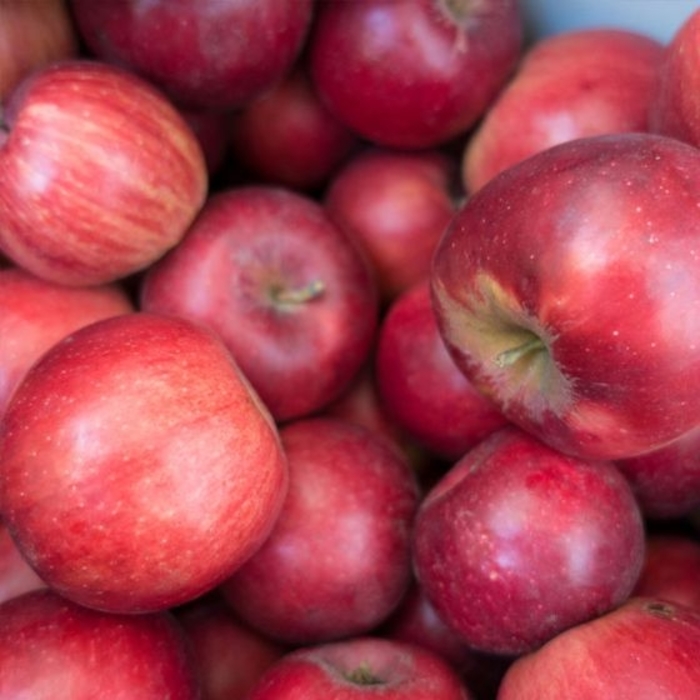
[0,312,288,614]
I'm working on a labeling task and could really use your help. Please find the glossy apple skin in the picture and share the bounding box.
[0,60,208,286]
[247,636,472,700]
[220,417,420,645]
[497,597,700,699]
[376,281,509,462]
[0,312,288,614]
[140,186,379,423]
[432,132,700,461]
[309,0,523,149]
[0,589,200,699]
[413,427,645,656]
[0,266,134,416]
[69,0,313,110]
[0,523,45,605]
[324,149,457,303]
[463,28,664,192]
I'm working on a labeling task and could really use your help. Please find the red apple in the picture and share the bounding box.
[324,148,458,303]
[246,636,472,700]
[0,59,208,286]
[0,265,134,417]
[0,522,45,605]
[308,0,523,149]
[69,0,314,110]
[413,427,645,656]
[497,597,700,699]
[219,416,420,645]
[376,280,509,462]
[140,186,379,423]
[0,312,288,614]
[463,28,664,192]
[431,132,700,461]
[0,588,200,699]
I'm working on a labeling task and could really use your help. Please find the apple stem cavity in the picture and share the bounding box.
[344,663,385,686]
[495,333,546,368]
[271,279,325,305]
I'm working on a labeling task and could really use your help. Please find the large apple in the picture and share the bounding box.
[0,312,288,614]
[0,588,200,699]
[431,132,700,461]
[0,60,208,286]
[412,427,645,656]
[308,0,523,149]
[140,186,379,423]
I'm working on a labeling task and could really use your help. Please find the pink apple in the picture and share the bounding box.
[413,427,645,656]
[432,132,700,461]
[0,588,200,698]
[324,148,458,303]
[246,636,472,700]
[0,522,45,605]
[0,312,288,614]
[219,416,420,645]
[69,0,314,110]
[140,186,379,423]
[0,265,134,416]
[463,28,664,192]
[497,597,700,699]
[375,280,509,462]
[308,0,523,149]
[0,59,208,286]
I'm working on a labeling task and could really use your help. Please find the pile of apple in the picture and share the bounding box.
[4,1,700,698]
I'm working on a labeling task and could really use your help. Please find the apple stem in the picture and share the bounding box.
[272,279,325,305]
[495,335,545,368]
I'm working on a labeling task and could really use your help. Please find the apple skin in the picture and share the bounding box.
[0,588,200,699]
[246,636,473,700]
[376,280,510,462]
[0,265,134,417]
[140,186,379,423]
[0,59,208,286]
[0,522,45,605]
[463,28,664,192]
[432,132,700,461]
[219,416,420,645]
[69,0,313,111]
[412,426,645,656]
[0,312,288,614]
[324,148,458,304]
[496,597,700,699]
[308,0,523,149]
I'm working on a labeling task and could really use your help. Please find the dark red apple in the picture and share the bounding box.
[308,0,523,149]
[324,148,458,303]
[0,59,208,286]
[0,588,200,699]
[220,416,420,645]
[140,186,379,423]
[0,522,45,605]
[413,426,645,656]
[246,636,472,700]
[463,28,664,192]
[0,312,288,614]
[432,132,700,461]
[497,597,700,699]
[69,0,314,110]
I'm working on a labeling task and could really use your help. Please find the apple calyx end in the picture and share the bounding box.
[270,279,325,305]
[343,663,385,686]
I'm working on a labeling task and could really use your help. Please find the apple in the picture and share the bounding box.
[0,265,134,417]
[324,148,458,303]
[0,0,78,101]
[246,636,472,700]
[376,280,510,462]
[0,588,200,699]
[0,59,208,286]
[228,66,359,192]
[497,597,700,699]
[69,0,314,111]
[0,312,288,614]
[140,186,379,423]
[431,132,700,461]
[219,416,420,645]
[308,0,523,149]
[463,28,664,192]
[0,522,45,605]
[412,426,645,656]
